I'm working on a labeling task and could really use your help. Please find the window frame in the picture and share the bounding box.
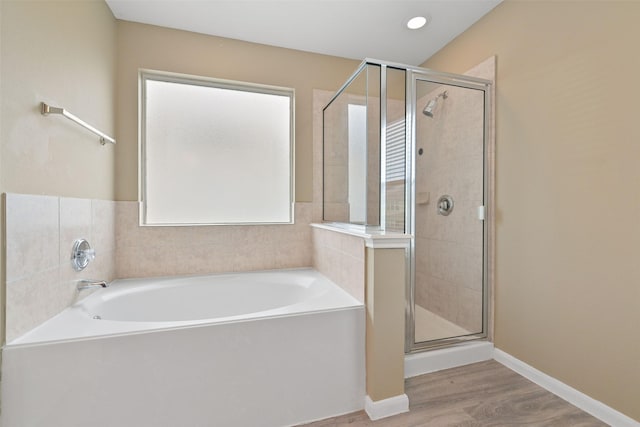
[138,69,295,226]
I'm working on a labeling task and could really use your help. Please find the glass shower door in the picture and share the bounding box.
[411,76,487,348]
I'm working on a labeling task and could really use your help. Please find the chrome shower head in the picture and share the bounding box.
[422,90,448,118]
[423,99,437,117]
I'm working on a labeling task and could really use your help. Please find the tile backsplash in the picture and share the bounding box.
[115,201,312,278]
[4,194,313,342]
[5,193,116,342]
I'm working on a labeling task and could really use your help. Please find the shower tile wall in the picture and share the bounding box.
[322,94,350,222]
[414,85,484,333]
[4,193,117,342]
[313,89,334,223]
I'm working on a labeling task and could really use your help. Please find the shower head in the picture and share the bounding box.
[422,91,448,118]
[423,99,437,117]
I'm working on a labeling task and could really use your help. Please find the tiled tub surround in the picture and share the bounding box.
[312,224,365,302]
[116,201,313,278]
[4,193,313,342]
[4,193,116,342]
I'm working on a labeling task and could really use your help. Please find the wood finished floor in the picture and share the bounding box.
[302,360,607,427]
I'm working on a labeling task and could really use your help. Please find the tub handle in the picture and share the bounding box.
[71,239,95,271]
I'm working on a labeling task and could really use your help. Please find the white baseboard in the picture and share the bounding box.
[494,349,639,427]
[364,394,409,420]
[405,341,494,378]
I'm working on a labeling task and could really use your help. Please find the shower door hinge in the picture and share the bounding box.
[478,206,486,221]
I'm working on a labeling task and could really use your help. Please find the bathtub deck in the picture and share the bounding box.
[302,360,606,426]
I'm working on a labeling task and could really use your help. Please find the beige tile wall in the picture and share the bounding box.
[322,93,350,223]
[414,89,481,329]
[313,89,334,223]
[115,202,312,278]
[4,193,116,342]
[311,227,365,302]
[5,195,312,342]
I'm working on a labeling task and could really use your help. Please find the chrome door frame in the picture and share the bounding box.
[405,69,493,353]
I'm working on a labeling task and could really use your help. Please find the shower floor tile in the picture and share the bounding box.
[414,304,469,342]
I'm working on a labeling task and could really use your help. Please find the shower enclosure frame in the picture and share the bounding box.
[322,58,493,354]
[405,66,493,353]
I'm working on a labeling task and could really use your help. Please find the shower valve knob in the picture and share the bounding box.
[437,195,454,216]
[71,239,95,271]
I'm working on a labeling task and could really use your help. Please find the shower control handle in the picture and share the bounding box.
[437,195,454,216]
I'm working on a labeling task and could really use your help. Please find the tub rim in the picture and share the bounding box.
[6,268,363,348]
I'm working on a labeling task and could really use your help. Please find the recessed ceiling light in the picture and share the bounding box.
[407,16,427,30]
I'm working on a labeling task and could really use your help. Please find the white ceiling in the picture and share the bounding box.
[106,0,502,66]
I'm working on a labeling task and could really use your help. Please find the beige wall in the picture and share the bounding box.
[423,1,640,420]
[0,0,117,345]
[115,21,358,202]
[366,247,406,401]
[1,1,116,199]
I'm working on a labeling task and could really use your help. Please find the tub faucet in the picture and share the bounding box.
[76,279,109,291]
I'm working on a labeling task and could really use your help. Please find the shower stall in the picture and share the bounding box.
[323,59,492,352]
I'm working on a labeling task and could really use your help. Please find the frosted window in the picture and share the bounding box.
[140,72,294,225]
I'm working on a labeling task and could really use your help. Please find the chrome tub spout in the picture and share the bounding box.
[77,279,109,291]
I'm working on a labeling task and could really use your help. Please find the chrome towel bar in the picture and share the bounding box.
[40,102,116,145]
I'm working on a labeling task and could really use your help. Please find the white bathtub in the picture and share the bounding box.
[10,268,361,345]
[2,268,365,427]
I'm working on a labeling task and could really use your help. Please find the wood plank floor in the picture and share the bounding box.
[302,360,607,427]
